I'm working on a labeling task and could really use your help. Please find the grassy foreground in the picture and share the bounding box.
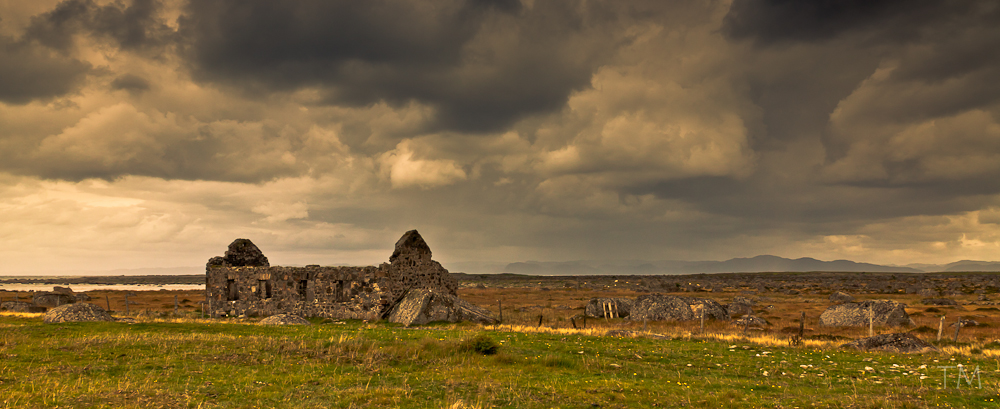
[2,313,1000,408]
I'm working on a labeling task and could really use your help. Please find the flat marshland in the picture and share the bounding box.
[3,272,1000,408]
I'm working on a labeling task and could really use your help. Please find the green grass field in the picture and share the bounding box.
[2,313,999,408]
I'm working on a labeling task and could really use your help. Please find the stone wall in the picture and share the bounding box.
[205,230,459,319]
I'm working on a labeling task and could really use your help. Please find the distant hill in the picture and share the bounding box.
[942,260,1000,272]
[501,255,923,275]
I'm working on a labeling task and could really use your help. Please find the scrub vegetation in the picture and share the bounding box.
[2,312,1000,408]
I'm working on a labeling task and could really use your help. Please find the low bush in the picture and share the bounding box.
[459,333,500,355]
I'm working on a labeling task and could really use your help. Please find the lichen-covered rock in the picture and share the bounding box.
[950,319,979,327]
[829,291,855,304]
[630,294,693,321]
[44,303,113,323]
[33,292,75,308]
[731,316,770,328]
[629,294,730,322]
[678,296,729,321]
[1,301,46,313]
[224,239,269,267]
[841,333,937,353]
[819,300,913,327]
[585,298,633,318]
[387,289,497,326]
[259,314,311,325]
[725,301,754,317]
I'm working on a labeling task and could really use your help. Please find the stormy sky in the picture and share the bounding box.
[2,0,1000,274]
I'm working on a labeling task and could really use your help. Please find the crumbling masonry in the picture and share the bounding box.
[205,230,459,320]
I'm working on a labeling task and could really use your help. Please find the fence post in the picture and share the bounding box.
[954,320,962,342]
[125,293,130,315]
[497,300,503,324]
[537,314,543,327]
[938,316,945,342]
[798,312,805,338]
[868,305,873,337]
[700,308,705,333]
[106,295,112,313]
[174,295,179,316]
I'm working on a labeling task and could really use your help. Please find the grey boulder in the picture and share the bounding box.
[829,291,855,304]
[629,294,728,322]
[387,289,497,326]
[585,298,633,318]
[44,303,113,323]
[819,300,913,327]
[259,314,311,325]
[841,333,936,353]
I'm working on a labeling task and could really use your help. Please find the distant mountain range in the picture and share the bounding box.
[480,255,1000,275]
[9,257,1000,277]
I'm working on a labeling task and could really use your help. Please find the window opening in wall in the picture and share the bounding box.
[299,280,308,299]
[258,280,272,299]
[226,279,238,301]
[336,280,350,302]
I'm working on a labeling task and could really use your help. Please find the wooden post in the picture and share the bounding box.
[125,293,130,315]
[868,305,873,337]
[571,317,577,329]
[537,314,543,327]
[174,295,179,315]
[938,316,945,341]
[954,320,962,342]
[583,315,587,329]
[201,302,205,319]
[700,308,705,333]
[106,295,112,313]
[497,300,503,324]
[798,312,805,338]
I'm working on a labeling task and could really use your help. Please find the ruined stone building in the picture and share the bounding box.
[205,230,494,324]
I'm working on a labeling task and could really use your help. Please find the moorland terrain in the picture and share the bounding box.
[2,271,1000,407]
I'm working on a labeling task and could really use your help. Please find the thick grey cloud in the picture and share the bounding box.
[722,0,983,45]
[5,0,1000,274]
[24,0,175,52]
[179,0,638,132]
[0,35,89,103]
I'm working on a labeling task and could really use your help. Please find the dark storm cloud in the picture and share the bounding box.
[0,35,90,103]
[110,74,150,92]
[179,0,629,133]
[722,0,982,45]
[25,0,175,53]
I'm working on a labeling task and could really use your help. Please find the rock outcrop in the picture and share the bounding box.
[841,333,937,353]
[732,316,769,328]
[629,294,729,322]
[259,314,311,325]
[32,292,75,308]
[585,298,633,318]
[387,289,497,326]
[819,300,913,327]
[829,291,855,304]
[0,301,46,313]
[43,303,113,323]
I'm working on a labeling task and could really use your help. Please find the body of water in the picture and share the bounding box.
[0,284,204,292]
